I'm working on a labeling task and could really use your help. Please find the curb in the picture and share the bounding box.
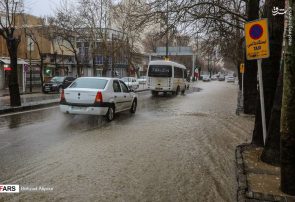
[135,89,149,93]
[236,144,249,202]
[0,101,59,115]
[235,144,295,202]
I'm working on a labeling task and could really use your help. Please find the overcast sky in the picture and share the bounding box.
[24,0,59,17]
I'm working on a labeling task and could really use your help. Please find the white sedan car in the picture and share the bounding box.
[226,75,235,82]
[121,77,139,90]
[60,77,138,121]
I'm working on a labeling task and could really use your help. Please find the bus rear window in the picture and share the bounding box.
[148,65,172,77]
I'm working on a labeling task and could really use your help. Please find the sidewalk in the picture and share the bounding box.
[0,85,150,115]
[236,144,295,201]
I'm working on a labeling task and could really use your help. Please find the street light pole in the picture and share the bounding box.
[165,0,169,59]
[29,41,32,93]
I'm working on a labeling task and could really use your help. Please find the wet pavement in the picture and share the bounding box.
[0,81,254,201]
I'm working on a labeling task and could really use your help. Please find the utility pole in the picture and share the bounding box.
[29,41,32,93]
[207,54,210,77]
[165,0,169,58]
[111,33,114,77]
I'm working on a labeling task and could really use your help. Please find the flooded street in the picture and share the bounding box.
[0,81,254,201]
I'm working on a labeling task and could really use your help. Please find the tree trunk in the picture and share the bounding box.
[7,37,21,106]
[261,63,283,165]
[259,0,285,164]
[243,0,260,114]
[74,53,81,77]
[280,0,295,195]
[251,0,285,147]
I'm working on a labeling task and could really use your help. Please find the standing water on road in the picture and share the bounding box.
[0,81,253,201]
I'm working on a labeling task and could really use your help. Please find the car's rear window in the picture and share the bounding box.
[69,78,108,89]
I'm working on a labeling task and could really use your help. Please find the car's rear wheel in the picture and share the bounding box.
[105,106,115,122]
[130,99,137,113]
[151,90,158,96]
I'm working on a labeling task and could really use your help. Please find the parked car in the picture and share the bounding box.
[121,77,139,90]
[202,75,211,82]
[59,77,138,121]
[211,75,218,80]
[138,76,147,84]
[218,75,225,81]
[226,75,235,82]
[43,76,76,93]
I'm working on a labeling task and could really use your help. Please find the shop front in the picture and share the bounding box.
[0,58,28,92]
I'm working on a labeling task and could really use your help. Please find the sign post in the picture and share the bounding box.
[240,63,245,108]
[245,18,270,145]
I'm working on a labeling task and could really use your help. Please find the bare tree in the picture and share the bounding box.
[53,0,84,77]
[0,0,24,106]
[24,18,49,87]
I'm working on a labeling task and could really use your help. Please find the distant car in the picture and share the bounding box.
[137,76,147,84]
[121,77,139,90]
[226,75,235,82]
[211,75,218,80]
[59,77,138,121]
[218,75,225,81]
[200,74,207,80]
[43,76,76,93]
[202,75,211,82]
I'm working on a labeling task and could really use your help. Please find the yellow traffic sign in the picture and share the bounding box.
[245,19,270,60]
[240,63,245,73]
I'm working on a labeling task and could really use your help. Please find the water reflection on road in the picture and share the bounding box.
[0,82,253,202]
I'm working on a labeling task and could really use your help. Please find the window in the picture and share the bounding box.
[113,80,121,92]
[119,81,129,93]
[148,65,172,77]
[69,78,108,89]
[174,67,183,78]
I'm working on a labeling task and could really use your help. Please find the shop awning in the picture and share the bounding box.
[0,58,28,65]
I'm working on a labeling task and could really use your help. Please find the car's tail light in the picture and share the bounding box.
[60,89,66,102]
[95,91,103,103]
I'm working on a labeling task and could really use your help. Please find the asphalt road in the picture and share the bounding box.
[0,81,254,202]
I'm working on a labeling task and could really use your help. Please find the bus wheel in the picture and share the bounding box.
[175,86,180,95]
[152,90,158,96]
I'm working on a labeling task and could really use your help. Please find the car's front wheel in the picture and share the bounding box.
[105,106,115,122]
[130,99,137,113]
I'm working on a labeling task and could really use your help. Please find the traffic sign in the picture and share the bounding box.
[245,19,270,60]
[240,63,245,73]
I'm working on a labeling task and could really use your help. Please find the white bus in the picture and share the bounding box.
[147,60,188,96]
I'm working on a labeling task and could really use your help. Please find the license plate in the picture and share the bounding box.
[155,88,162,90]
[72,106,83,110]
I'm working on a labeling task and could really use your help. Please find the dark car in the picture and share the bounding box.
[43,76,76,93]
